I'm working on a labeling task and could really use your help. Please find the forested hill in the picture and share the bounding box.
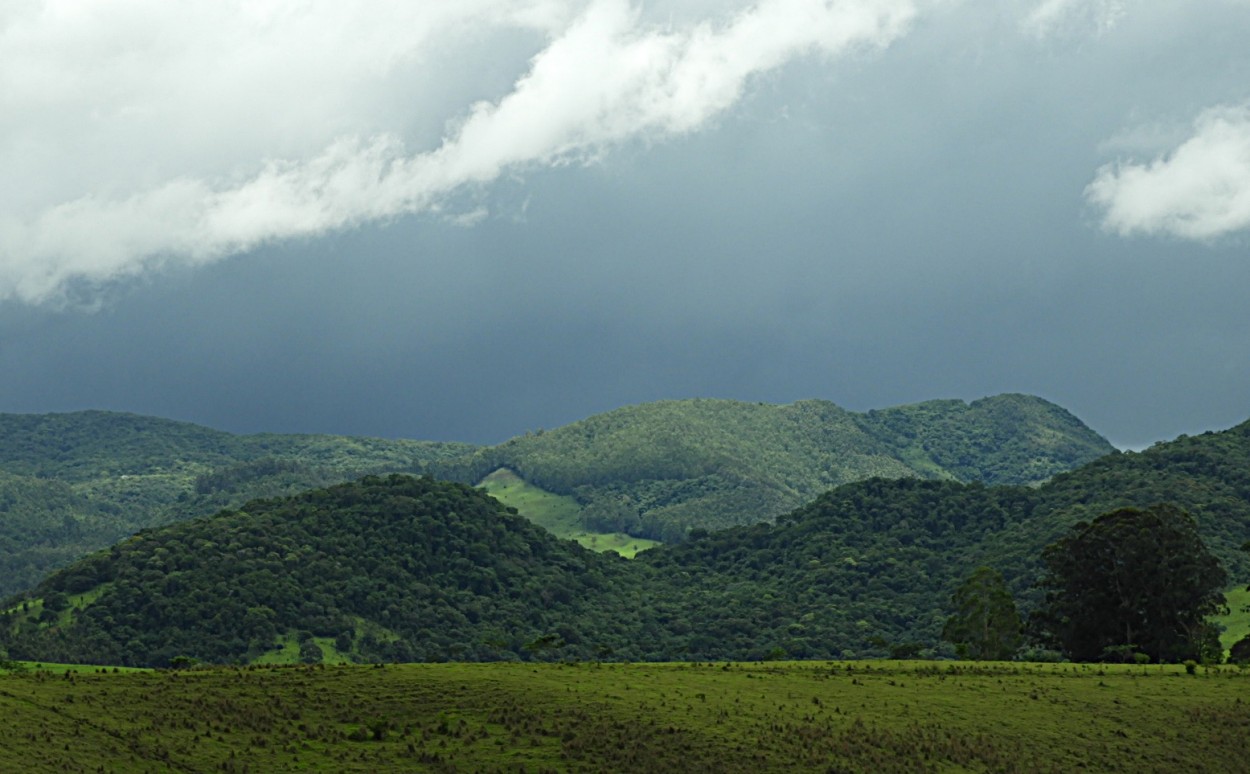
[0,397,1109,595]
[637,416,1250,657]
[0,411,474,597]
[4,415,1248,668]
[974,418,1250,593]
[1,475,659,666]
[853,394,1113,485]
[430,394,1115,541]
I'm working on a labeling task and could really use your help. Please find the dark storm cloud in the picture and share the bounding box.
[2,0,1249,450]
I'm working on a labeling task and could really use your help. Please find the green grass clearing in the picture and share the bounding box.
[253,632,354,665]
[1216,585,1250,657]
[479,468,660,558]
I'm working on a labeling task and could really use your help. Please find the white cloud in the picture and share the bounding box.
[1086,103,1250,241]
[0,0,915,304]
[1022,0,1127,39]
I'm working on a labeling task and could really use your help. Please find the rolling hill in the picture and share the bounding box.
[0,411,474,597]
[0,475,659,666]
[0,394,1110,596]
[4,414,1247,668]
[431,393,1115,541]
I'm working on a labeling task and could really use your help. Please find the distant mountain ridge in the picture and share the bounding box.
[430,393,1116,541]
[0,394,1110,596]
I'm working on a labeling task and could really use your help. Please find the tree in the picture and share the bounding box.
[1228,636,1250,664]
[941,566,1021,660]
[1032,504,1227,663]
[299,638,324,664]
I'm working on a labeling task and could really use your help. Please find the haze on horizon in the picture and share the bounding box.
[2,0,1249,450]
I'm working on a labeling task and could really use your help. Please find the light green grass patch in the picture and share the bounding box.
[479,468,661,558]
[4,584,113,632]
[45,584,114,628]
[253,632,353,665]
[1216,585,1250,657]
[2,597,42,622]
[574,531,661,559]
[66,584,110,610]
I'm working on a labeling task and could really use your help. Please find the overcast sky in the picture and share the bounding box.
[2,0,1248,449]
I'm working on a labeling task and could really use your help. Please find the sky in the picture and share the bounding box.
[1,0,1249,450]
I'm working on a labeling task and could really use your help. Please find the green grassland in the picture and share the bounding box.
[1,660,1248,772]
[1218,586,1250,655]
[479,468,660,558]
[252,633,354,666]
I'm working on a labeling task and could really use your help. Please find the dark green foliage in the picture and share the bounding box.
[298,638,324,665]
[1229,636,1250,664]
[854,394,1111,485]
[1,476,656,666]
[0,411,473,597]
[1032,504,1228,663]
[0,396,1110,600]
[3,475,1034,666]
[985,420,1250,596]
[0,470,106,595]
[6,415,1250,668]
[432,394,1113,540]
[639,478,1037,660]
[941,567,1022,660]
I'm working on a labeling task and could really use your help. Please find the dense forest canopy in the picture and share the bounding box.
[0,395,1110,597]
[0,411,473,597]
[429,394,1114,541]
[4,413,1248,668]
[2,476,660,666]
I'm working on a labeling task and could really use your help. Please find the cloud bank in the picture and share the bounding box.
[0,0,915,304]
[1087,103,1250,241]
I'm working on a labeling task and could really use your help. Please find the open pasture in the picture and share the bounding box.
[1,660,1248,772]
[478,468,660,558]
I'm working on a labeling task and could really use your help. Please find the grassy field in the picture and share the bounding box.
[252,633,354,666]
[1,660,1247,772]
[479,468,661,558]
[1218,585,1250,656]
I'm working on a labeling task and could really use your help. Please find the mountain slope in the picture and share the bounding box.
[637,417,1250,656]
[0,395,1110,595]
[0,411,474,597]
[0,470,109,595]
[7,415,1243,667]
[976,419,1250,597]
[854,393,1116,485]
[433,394,1114,541]
[1,475,657,666]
